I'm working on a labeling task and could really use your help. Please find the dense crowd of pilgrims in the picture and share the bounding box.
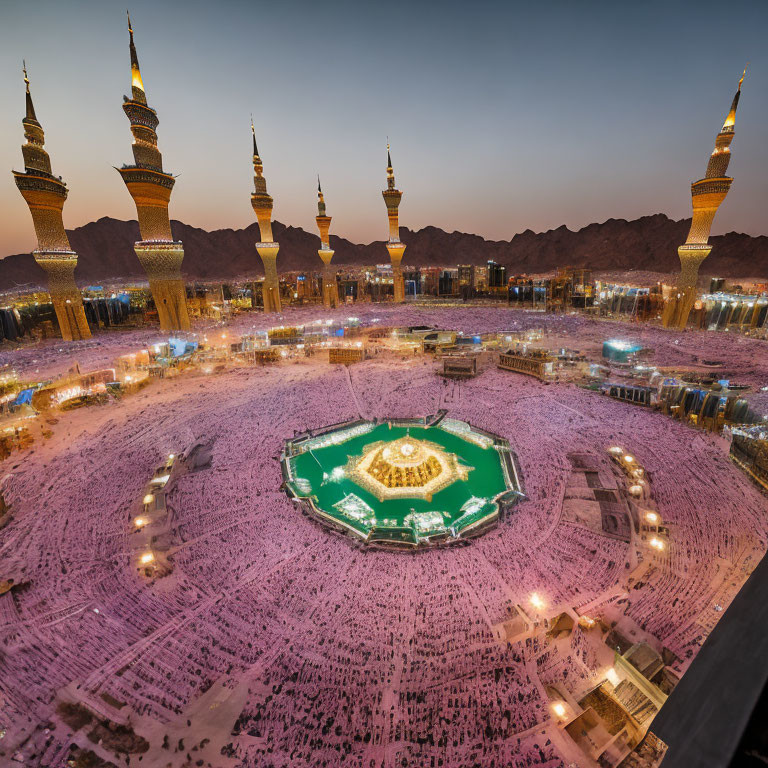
[1,305,767,766]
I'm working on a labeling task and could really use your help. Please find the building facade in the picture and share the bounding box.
[12,65,91,341]
[117,13,190,331]
[498,350,555,381]
[488,260,507,294]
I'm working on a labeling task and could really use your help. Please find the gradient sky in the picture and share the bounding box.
[1,0,766,257]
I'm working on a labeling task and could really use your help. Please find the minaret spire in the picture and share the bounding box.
[251,115,259,158]
[722,64,747,131]
[22,60,37,123]
[127,10,146,103]
[317,175,326,216]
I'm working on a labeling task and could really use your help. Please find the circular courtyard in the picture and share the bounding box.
[282,416,523,547]
[2,305,768,768]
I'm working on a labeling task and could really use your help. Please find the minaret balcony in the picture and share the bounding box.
[691,176,733,197]
[33,248,78,260]
[119,166,175,189]
[251,195,274,210]
[13,172,67,196]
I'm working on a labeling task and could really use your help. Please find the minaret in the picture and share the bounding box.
[250,120,281,313]
[12,63,91,341]
[663,67,747,329]
[315,177,338,309]
[117,12,190,331]
[382,143,406,302]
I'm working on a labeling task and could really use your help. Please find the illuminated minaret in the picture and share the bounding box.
[12,64,91,341]
[663,67,747,329]
[315,178,338,309]
[250,120,282,313]
[382,144,406,302]
[117,12,190,331]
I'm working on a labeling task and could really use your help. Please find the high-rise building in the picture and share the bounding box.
[474,266,489,292]
[488,260,507,291]
[12,64,91,342]
[117,13,190,331]
[421,266,441,296]
[663,68,746,329]
[439,269,458,296]
[250,121,281,313]
[403,268,421,296]
[458,265,475,287]
[315,178,338,309]
[382,144,406,302]
[458,264,475,300]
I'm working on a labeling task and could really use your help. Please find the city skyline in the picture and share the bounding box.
[1,0,766,259]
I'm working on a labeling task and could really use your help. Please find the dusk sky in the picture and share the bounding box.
[1,0,766,257]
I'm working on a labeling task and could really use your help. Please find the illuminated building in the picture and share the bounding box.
[488,260,507,294]
[458,265,475,298]
[117,13,190,331]
[250,120,281,313]
[12,64,91,341]
[328,347,366,365]
[474,265,489,292]
[498,349,555,381]
[382,144,406,302]
[438,269,458,296]
[458,265,474,287]
[663,68,747,329]
[441,355,478,378]
[315,178,338,309]
[348,435,469,501]
[421,266,441,296]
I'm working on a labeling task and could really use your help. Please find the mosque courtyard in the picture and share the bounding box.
[1,305,767,767]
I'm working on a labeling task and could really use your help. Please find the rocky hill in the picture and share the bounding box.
[1,213,765,290]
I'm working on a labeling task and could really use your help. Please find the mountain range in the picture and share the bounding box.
[0,213,765,291]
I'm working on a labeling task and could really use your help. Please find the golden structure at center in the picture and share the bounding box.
[348,436,471,501]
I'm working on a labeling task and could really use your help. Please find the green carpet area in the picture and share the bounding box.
[286,420,514,543]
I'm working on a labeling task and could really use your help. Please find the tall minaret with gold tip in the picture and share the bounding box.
[316,177,338,309]
[250,120,282,313]
[663,67,747,329]
[382,143,406,302]
[117,11,190,332]
[12,63,91,341]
